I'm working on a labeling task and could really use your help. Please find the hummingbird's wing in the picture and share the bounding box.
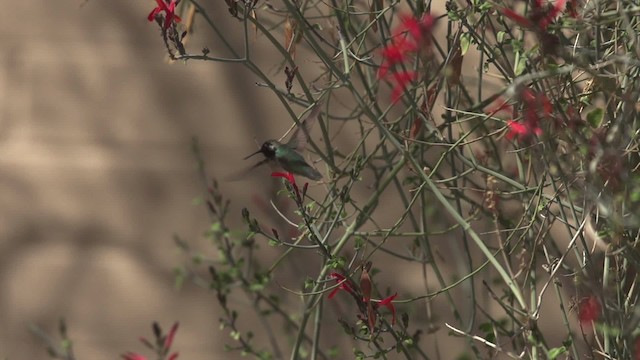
[286,103,322,152]
[224,158,271,181]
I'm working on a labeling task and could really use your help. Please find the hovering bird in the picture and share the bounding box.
[236,103,323,181]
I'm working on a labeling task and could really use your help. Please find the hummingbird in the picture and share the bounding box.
[238,103,323,181]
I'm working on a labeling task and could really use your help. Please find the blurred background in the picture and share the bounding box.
[0,1,295,358]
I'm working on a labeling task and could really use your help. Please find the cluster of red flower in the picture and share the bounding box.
[377,14,435,103]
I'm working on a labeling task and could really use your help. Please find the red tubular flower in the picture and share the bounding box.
[378,293,398,325]
[139,336,154,349]
[148,0,182,30]
[360,268,372,303]
[328,272,355,299]
[122,322,180,360]
[381,37,413,64]
[271,172,301,199]
[390,71,418,103]
[539,0,567,29]
[163,322,179,352]
[399,14,433,40]
[505,120,527,140]
[578,295,600,324]
[378,13,434,102]
[500,0,567,31]
[505,119,542,141]
[271,171,296,185]
[567,0,579,18]
[503,89,553,141]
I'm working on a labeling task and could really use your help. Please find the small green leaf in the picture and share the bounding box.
[192,254,203,264]
[173,267,186,290]
[460,33,471,55]
[497,31,505,43]
[478,1,492,11]
[210,222,221,233]
[548,346,567,359]
[304,277,314,289]
[60,339,72,350]
[354,236,364,250]
[328,346,339,357]
[514,52,526,76]
[587,108,604,128]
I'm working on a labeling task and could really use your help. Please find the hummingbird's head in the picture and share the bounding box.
[260,141,277,157]
[244,140,277,160]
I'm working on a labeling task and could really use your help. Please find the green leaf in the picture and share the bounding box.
[514,52,526,76]
[460,33,471,55]
[60,339,72,350]
[192,254,203,264]
[173,266,186,290]
[328,256,347,269]
[497,31,505,43]
[328,346,339,357]
[304,277,314,289]
[210,222,221,233]
[478,1,492,11]
[547,346,567,359]
[587,108,604,128]
[354,236,364,250]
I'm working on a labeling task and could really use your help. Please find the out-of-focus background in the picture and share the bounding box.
[0,1,296,358]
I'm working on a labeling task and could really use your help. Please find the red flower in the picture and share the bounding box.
[122,322,180,360]
[539,0,567,29]
[378,37,417,78]
[578,295,600,324]
[499,0,570,55]
[396,14,434,48]
[271,171,296,185]
[498,0,573,30]
[148,0,182,30]
[328,272,355,299]
[360,267,372,302]
[377,293,398,325]
[499,0,566,31]
[378,13,434,102]
[390,71,418,103]
[503,89,553,141]
[505,119,541,140]
[163,322,179,353]
[381,37,414,63]
[567,0,580,18]
[271,171,302,200]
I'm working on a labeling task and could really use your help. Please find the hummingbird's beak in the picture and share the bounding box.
[243,149,262,160]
